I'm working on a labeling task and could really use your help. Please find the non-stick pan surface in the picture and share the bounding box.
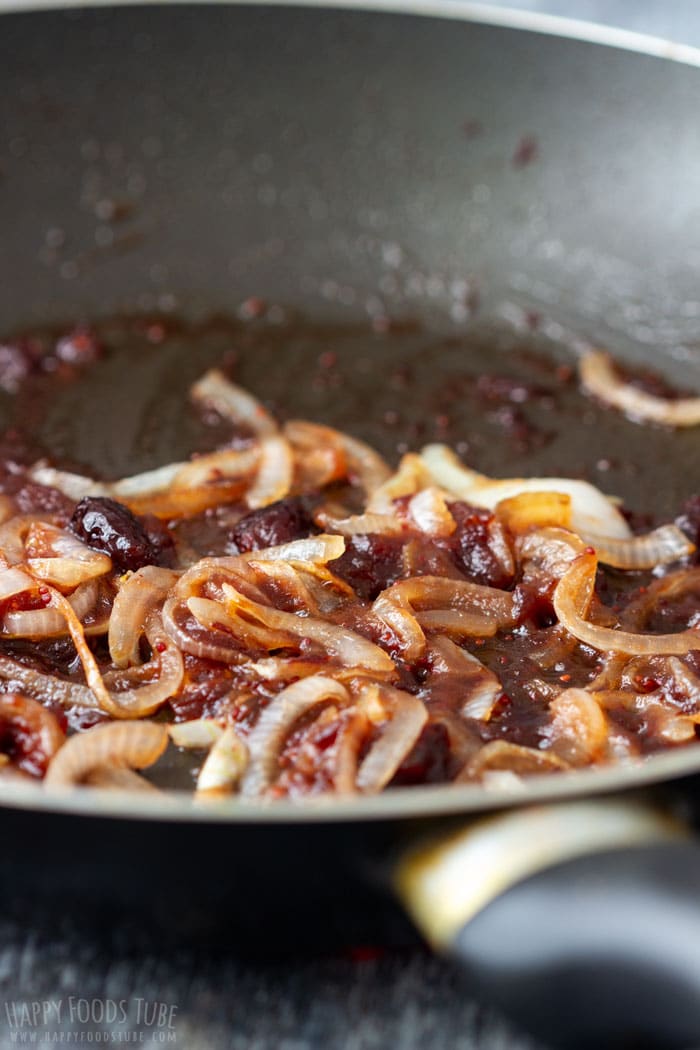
[3,9,700,1044]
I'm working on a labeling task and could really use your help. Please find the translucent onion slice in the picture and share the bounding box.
[429,636,502,720]
[196,726,249,796]
[246,434,293,509]
[408,488,456,537]
[355,684,427,793]
[44,721,168,789]
[284,419,390,496]
[85,766,161,792]
[314,511,405,537]
[3,579,98,639]
[420,443,631,540]
[162,596,249,663]
[580,350,700,427]
[191,368,278,437]
[220,582,395,672]
[0,566,36,601]
[26,522,112,587]
[545,688,609,766]
[583,524,695,570]
[459,740,569,781]
[240,675,349,797]
[367,453,432,514]
[284,420,349,489]
[0,653,96,709]
[109,566,179,668]
[0,693,66,775]
[169,719,225,749]
[553,552,700,655]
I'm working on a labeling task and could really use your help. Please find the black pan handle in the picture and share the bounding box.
[395,798,700,1049]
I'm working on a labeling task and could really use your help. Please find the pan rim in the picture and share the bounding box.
[2,745,700,823]
[0,0,698,822]
[1,0,700,71]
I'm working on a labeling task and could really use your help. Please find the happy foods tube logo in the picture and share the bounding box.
[3,998,178,1044]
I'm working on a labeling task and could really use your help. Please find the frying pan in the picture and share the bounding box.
[2,3,700,1047]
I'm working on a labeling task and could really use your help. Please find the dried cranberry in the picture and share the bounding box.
[446,502,514,588]
[390,722,451,786]
[331,534,406,601]
[69,496,158,571]
[231,497,315,553]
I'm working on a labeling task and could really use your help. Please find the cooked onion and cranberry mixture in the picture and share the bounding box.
[0,341,699,799]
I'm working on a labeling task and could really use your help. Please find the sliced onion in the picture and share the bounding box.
[284,421,349,489]
[28,465,106,501]
[496,491,572,533]
[284,419,390,496]
[0,693,66,775]
[315,511,405,537]
[355,684,427,793]
[580,349,700,427]
[220,582,395,672]
[169,719,225,748]
[372,593,425,661]
[554,552,700,655]
[196,726,248,796]
[240,675,349,796]
[459,740,569,781]
[162,596,249,663]
[408,488,456,537]
[171,447,259,489]
[3,579,98,639]
[44,721,168,788]
[0,566,36,600]
[102,614,185,717]
[0,516,46,565]
[246,434,293,509]
[188,594,294,651]
[428,636,502,720]
[367,453,432,514]
[583,524,695,570]
[0,653,96,708]
[26,522,112,588]
[109,566,178,668]
[85,766,160,792]
[420,443,631,540]
[333,710,371,794]
[191,368,278,437]
[545,688,609,766]
[243,534,346,566]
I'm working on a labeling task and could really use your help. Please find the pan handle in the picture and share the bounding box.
[395,797,700,1049]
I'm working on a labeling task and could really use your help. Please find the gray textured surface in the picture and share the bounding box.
[0,3,696,1050]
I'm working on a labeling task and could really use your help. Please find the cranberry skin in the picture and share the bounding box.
[331,534,406,601]
[231,497,315,553]
[447,502,514,589]
[69,497,158,572]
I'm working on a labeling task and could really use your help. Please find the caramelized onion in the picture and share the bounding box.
[191,368,278,437]
[285,419,390,496]
[554,552,700,655]
[355,684,428,793]
[85,766,160,792]
[367,453,431,514]
[246,435,294,509]
[583,524,695,570]
[314,511,404,536]
[44,721,168,788]
[0,692,66,776]
[109,566,178,668]
[459,740,569,781]
[196,726,248,796]
[429,636,502,720]
[3,579,98,639]
[545,688,608,766]
[219,582,395,672]
[580,349,700,427]
[408,488,456,537]
[496,491,572,533]
[240,675,349,796]
[420,444,631,539]
[169,719,225,748]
